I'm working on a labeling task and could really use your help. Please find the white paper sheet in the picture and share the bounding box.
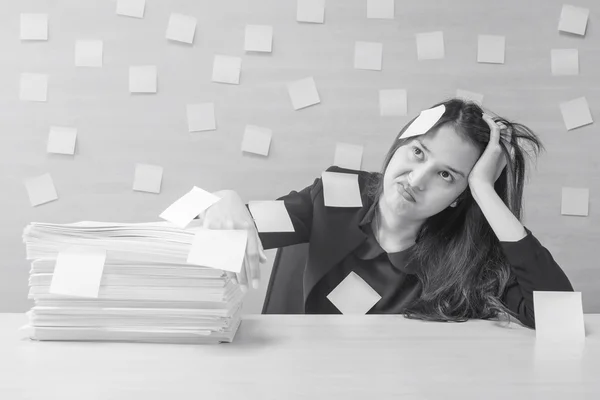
[534,291,585,342]
[159,187,221,228]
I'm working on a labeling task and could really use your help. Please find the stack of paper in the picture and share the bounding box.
[21,220,243,344]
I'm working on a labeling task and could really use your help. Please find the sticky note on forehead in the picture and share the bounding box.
[398,104,446,139]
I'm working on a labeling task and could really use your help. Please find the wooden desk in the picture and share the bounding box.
[1,313,598,399]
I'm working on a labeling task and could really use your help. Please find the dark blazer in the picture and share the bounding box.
[257,166,574,327]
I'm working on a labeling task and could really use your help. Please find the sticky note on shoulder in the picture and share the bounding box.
[534,291,585,342]
[50,247,107,298]
[248,200,294,232]
[187,229,248,273]
[399,104,445,139]
[327,271,382,314]
[321,171,362,207]
[159,186,221,228]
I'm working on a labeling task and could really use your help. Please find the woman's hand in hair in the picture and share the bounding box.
[469,113,514,189]
[197,190,267,292]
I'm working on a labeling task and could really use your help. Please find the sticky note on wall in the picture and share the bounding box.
[47,126,77,155]
[561,187,589,216]
[25,173,58,207]
[20,13,48,40]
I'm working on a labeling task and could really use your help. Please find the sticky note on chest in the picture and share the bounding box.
[327,271,382,314]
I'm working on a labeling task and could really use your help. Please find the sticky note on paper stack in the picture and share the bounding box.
[25,173,58,207]
[248,200,295,233]
[533,291,585,342]
[354,41,383,70]
[241,125,272,156]
[561,187,589,216]
[321,171,363,207]
[297,0,325,23]
[187,229,248,274]
[559,97,593,131]
[416,31,444,60]
[327,271,382,314]
[477,35,505,64]
[159,186,221,228]
[22,217,246,344]
[47,126,77,155]
[20,13,48,40]
[558,4,589,36]
[287,77,320,110]
[166,13,197,44]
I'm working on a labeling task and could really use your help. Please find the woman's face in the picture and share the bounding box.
[382,124,482,221]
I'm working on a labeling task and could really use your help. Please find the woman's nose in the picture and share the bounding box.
[408,168,427,190]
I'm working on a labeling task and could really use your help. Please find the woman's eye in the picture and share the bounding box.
[412,146,454,182]
[440,171,453,181]
[412,146,422,156]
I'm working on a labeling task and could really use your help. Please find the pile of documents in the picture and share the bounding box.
[21,219,244,344]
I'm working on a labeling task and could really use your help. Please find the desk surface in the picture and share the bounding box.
[1,313,599,400]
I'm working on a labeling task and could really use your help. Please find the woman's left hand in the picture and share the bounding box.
[468,113,513,189]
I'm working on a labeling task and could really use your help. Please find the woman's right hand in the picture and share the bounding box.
[197,190,267,291]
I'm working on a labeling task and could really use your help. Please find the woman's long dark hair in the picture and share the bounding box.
[367,97,544,326]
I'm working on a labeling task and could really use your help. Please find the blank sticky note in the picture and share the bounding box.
[159,186,221,228]
[551,49,579,76]
[327,271,381,314]
[400,104,446,139]
[287,77,320,110]
[561,187,589,216]
[248,200,295,233]
[133,163,163,194]
[187,103,216,132]
[534,291,585,342]
[241,125,272,156]
[456,89,484,106]
[321,171,363,207]
[25,173,58,207]
[212,55,242,85]
[129,65,157,93]
[245,25,273,52]
[558,4,589,36]
[297,0,325,23]
[559,97,593,131]
[47,126,77,155]
[50,247,106,298]
[354,41,383,70]
[20,13,48,40]
[416,31,444,60]
[75,40,103,67]
[166,13,197,44]
[187,229,248,273]
[367,0,394,19]
[379,89,407,116]
[334,143,363,170]
[116,0,145,18]
[20,73,48,102]
[477,35,505,64]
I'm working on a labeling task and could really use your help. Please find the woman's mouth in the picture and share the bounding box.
[398,184,416,202]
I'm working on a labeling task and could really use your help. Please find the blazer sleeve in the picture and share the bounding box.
[499,226,574,329]
[246,176,323,250]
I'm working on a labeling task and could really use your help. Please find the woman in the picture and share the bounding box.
[199,98,574,329]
